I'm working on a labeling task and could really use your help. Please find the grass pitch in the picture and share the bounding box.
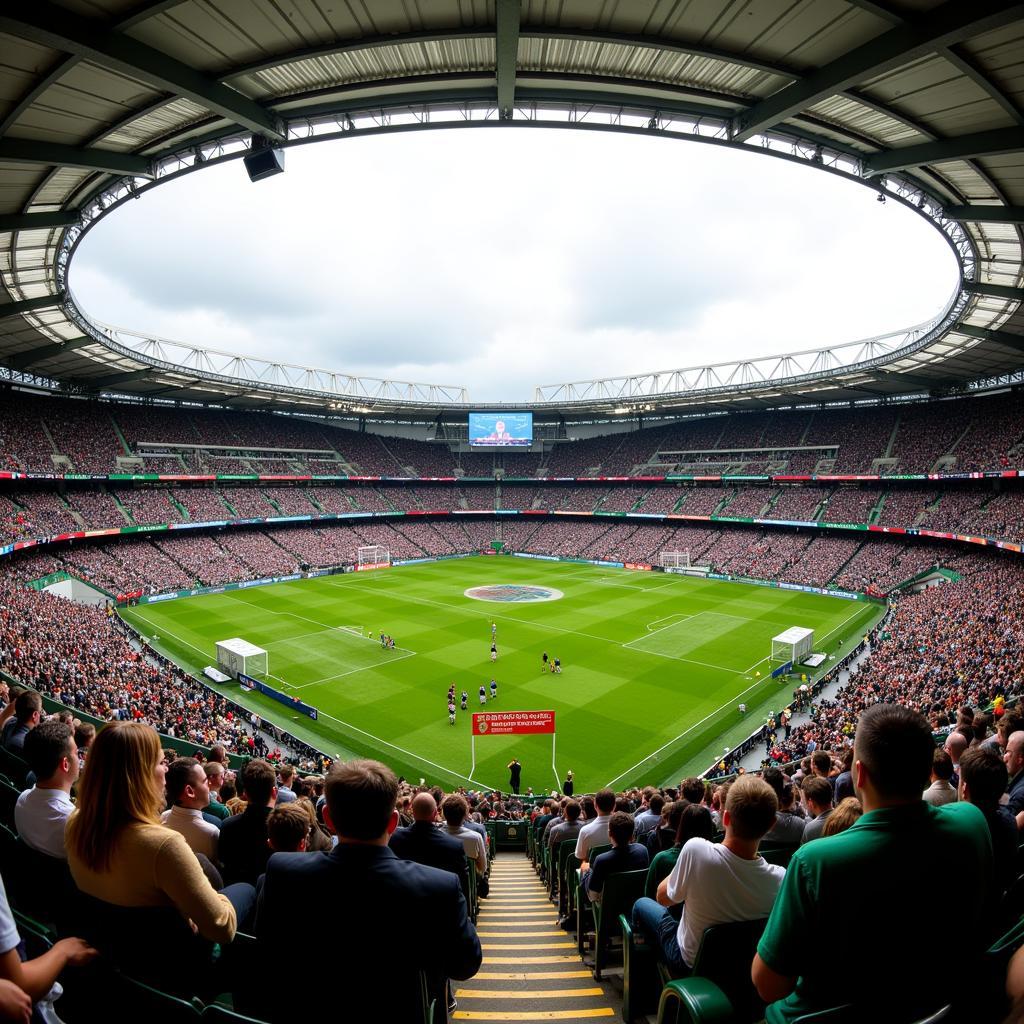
[120,557,882,792]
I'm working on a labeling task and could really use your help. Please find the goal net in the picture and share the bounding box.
[357,544,391,570]
[659,550,690,569]
[216,638,268,679]
[771,627,815,666]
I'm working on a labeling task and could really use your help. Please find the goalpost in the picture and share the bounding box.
[659,549,690,569]
[357,544,391,571]
[771,627,815,667]
[216,638,268,679]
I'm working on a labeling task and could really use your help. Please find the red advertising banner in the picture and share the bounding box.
[472,710,555,736]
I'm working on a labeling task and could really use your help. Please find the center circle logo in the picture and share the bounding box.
[464,584,564,603]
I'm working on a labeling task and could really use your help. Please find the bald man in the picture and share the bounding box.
[943,731,968,787]
[388,792,471,899]
[1003,731,1024,828]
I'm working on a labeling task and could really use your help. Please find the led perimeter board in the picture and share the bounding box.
[469,412,533,447]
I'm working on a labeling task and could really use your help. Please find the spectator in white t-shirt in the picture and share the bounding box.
[575,788,616,864]
[630,775,785,973]
[14,720,78,860]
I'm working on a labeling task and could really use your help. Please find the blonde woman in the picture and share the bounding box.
[65,723,255,987]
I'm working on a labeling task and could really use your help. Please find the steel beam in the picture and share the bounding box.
[87,368,153,389]
[945,204,1024,223]
[964,281,1024,302]
[0,2,284,142]
[0,139,151,177]
[864,127,1024,175]
[495,0,521,119]
[955,323,1024,352]
[732,1,1024,142]
[3,335,93,370]
[0,210,80,232]
[0,293,66,318]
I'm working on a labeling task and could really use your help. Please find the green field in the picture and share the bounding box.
[120,557,882,792]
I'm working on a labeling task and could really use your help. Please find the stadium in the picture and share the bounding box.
[0,2,1022,1022]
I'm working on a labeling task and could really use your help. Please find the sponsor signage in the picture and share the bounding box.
[472,710,555,736]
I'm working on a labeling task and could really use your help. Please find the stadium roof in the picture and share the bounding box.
[0,0,1022,418]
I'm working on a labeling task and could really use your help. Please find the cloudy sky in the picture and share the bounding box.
[71,128,959,402]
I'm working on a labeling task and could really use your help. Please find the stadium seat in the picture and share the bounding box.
[69,890,220,998]
[492,820,527,850]
[550,838,575,899]
[0,775,20,825]
[758,843,799,869]
[646,847,681,899]
[5,837,76,935]
[591,868,646,979]
[0,748,30,789]
[559,851,582,922]
[621,917,766,1023]
[575,844,611,955]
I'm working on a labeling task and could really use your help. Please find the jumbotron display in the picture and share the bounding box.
[468,412,533,447]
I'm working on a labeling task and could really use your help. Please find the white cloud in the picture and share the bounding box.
[70,129,959,401]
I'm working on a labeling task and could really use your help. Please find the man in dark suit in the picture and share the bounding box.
[388,792,470,900]
[219,759,277,885]
[255,760,481,1021]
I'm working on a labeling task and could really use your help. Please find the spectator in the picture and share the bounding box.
[218,759,277,886]
[585,811,649,904]
[1,690,42,754]
[266,803,311,853]
[761,769,806,845]
[73,722,95,768]
[441,794,487,879]
[1004,731,1024,828]
[389,793,470,900]
[753,704,994,1022]
[959,745,1015,894]
[820,797,862,837]
[255,759,481,1021]
[0,872,96,1021]
[160,757,220,863]
[798,777,833,844]
[635,791,664,839]
[922,748,958,807]
[65,722,255,975]
[548,799,584,861]
[575,788,616,863]
[275,764,297,804]
[203,762,230,821]
[631,776,784,974]
[14,720,78,859]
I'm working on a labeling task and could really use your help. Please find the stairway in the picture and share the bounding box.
[455,855,618,1021]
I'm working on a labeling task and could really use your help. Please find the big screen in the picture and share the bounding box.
[469,412,533,447]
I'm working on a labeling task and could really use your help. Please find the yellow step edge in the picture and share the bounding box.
[482,955,580,964]
[452,1010,614,1020]
[473,971,593,980]
[481,942,577,950]
[476,931,564,937]
[455,988,603,999]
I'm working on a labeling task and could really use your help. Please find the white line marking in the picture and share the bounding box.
[603,600,877,788]
[121,610,485,787]
[283,650,417,690]
[218,592,417,654]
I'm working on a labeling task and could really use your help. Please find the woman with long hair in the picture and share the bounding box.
[66,723,251,951]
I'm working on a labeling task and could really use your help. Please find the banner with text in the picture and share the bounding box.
[472,710,555,736]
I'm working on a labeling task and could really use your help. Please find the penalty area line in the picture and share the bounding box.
[603,600,875,789]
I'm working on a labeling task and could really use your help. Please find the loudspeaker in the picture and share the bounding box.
[243,147,285,182]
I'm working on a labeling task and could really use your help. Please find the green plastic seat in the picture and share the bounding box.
[575,844,612,954]
[646,847,681,899]
[591,868,646,979]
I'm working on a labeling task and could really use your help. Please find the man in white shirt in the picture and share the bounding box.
[160,756,220,862]
[441,794,487,877]
[630,775,785,973]
[575,788,616,863]
[14,720,78,859]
